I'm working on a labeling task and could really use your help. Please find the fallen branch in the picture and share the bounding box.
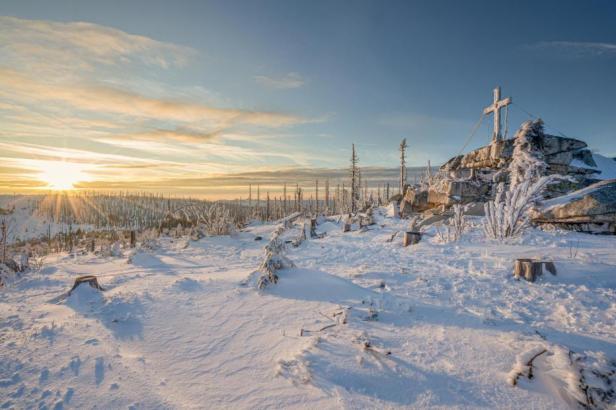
[386,231,398,243]
[509,348,547,386]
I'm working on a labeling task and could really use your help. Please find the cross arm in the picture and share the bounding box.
[483,105,495,115]
[496,97,512,109]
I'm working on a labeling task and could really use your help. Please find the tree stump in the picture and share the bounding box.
[543,261,557,275]
[310,218,318,238]
[403,231,421,247]
[68,275,105,295]
[513,259,544,282]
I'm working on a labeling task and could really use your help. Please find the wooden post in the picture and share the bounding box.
[403,231,421,247]
[130,230,136,248]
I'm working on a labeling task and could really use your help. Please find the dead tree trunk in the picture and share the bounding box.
[513,259,543,282]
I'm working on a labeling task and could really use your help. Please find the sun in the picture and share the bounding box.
[38,161,89,191]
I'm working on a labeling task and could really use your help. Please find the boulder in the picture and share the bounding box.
[532,179,616,234]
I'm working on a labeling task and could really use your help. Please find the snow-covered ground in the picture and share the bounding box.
[0,195,93,243]
[1,210,615,409]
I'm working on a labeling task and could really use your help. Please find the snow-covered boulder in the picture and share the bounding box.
[532,179,616,234]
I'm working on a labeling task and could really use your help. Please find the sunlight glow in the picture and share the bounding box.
[38,161,90,190]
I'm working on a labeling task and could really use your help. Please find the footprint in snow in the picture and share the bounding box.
[94,358,104,386]
[69,356,80,376]
[39,368,49,385]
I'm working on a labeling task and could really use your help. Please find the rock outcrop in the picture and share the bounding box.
[402,119,603,213]
[531,179,616,234]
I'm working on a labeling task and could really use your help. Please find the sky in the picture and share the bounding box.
[0,0,615,198]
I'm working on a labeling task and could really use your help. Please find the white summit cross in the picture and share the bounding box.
[483,86,512,142]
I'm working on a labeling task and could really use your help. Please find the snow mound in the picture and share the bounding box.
[317,221,340,233]
[267,268,374,304]
[172,277,203,292]
[65,282,104,309]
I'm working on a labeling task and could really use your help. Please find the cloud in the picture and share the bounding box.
[255,72,305,89]
[0,68,309,128]
[0,16,195,71]
[529,41,616,57]
[0,16,328,195]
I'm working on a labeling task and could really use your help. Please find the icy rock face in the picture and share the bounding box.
[406,120,602,212]
[532,179,616,234]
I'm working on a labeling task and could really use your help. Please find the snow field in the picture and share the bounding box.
[1,208,615,408]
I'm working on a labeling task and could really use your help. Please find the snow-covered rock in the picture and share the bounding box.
[533,179,616,233]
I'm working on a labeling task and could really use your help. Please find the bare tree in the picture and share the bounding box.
[283,183,287,213]
[350,144,360,213]
[0,217,15,265]
[400,138,408,195]
[315,180,319,214]
[1,218,7,264]
[324,179,330,214]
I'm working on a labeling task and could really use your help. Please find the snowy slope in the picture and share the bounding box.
[592,153,616,180]
[572,153,616,180]
[1,211,615,408]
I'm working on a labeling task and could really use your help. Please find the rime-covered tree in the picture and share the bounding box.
[399,138,408,195]
[509,119,547,187]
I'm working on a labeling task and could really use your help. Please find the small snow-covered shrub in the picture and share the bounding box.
[257,225,295,289]
[433,205,466,243]
[111,241,123,257]
[450,204,466,240]
[483,177,554,241]
[203,203,235,236]
[29,252,45,273]
[138,229,160,251]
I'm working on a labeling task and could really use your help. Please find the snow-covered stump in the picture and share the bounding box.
[68,275,105,295]
[403,231,421,247]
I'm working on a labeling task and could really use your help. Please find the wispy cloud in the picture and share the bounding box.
[254,72,305,89]
[0,69,308,128]
[529,41,616,57]
[0,16,195,71]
